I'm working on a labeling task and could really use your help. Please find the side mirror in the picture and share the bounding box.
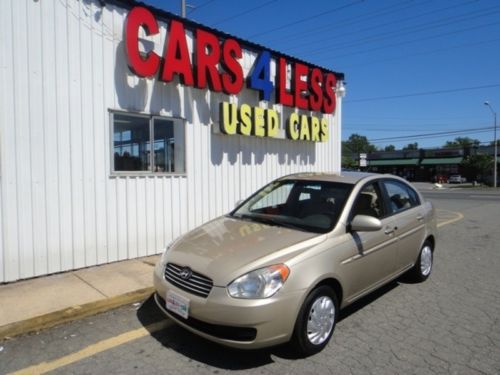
[350,215,382,232]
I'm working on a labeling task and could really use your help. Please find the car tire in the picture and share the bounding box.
[409,241,433,282]
[290,285,338,357]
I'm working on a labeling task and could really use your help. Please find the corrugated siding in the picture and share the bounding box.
[0,0,342,282]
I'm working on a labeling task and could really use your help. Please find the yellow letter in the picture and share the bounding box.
[220,102,237,135]
[266,109,280,138]
[286,112,299,140]
[238,104,252,136]
[310,116,321,142]
[320,118,329,142]
[299,114,311,141]
[253,106,266,137]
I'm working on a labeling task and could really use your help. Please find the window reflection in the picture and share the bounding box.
[113,114,150,171]
[112,113,185,174]
[153,118,185,173]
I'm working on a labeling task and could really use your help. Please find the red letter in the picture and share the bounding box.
[322,73,337,114]
[308,68,323,112]
[161,20,194,85]
[125,7,160,77]
[195,29,222,91]
[221,39,243,95]
[277,58,293,107]
[293,62,309,110]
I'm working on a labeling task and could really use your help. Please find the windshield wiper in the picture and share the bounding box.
[234,214,307,231]
[233,213,277,225]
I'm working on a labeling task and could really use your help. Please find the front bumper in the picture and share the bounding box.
[153,260,303,349]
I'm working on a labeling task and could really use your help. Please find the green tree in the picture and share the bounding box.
[341,154,358,169]
[461,154,493,181]
[444,137,480,148]
[384,144,396,151]
[402,142,418,150]
[490,140,500,146]
[343,134,377,154]
[341,134,377,169]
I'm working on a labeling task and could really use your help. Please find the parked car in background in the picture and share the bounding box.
[433,174,448,183]
[154,172,437,356]
[448,174,466,184]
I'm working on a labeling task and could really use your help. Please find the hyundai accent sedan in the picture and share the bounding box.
[153,172,437,356]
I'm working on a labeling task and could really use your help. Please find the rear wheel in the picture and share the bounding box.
[409,241,433,282]
[290,286,338,357]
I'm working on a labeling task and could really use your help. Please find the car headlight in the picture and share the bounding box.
[227,264,290,299]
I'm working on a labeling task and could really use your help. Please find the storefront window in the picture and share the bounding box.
[153,118,185,173]
[113,114,150,171]
[112,112,185,174]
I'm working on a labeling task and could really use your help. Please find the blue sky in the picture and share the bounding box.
[141,0,500,150]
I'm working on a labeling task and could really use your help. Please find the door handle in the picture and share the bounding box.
[416,215,424,221]
[384,227,395,235]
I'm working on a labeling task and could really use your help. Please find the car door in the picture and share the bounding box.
[342,182,399,302]
[381,179,426,272]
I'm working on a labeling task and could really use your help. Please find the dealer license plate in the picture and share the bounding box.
[166,290,190,319]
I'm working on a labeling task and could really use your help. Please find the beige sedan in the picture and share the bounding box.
[153,172,437,356]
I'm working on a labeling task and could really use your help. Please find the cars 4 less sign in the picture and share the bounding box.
[125,6,339,142]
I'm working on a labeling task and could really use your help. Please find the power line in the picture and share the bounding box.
[348,114,486,121]
[345,83,500,103]
[287,0,488,53]
[210,0,278,26]
[368,126,494,143]
[344,124,491,132]
[334,37,500,69]
[306,19,499,62]
[187,0,216,14]
[262,0,429,46]
[370,127,493,143]
[328,7,500,52]
[416,140,496,149]
[246,0,366,39]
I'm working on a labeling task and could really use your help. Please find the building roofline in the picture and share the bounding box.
[104,0,345,81]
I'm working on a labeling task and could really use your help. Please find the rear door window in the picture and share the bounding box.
[382,180,419,214]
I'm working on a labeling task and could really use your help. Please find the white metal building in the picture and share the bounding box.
[0,0,344,283]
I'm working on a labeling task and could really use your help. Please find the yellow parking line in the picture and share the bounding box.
[9,320,171,375]
[436,209,464,228]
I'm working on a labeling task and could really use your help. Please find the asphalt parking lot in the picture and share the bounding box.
[1,188,499,375]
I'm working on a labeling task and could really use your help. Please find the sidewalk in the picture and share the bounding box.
[0,255,160,341]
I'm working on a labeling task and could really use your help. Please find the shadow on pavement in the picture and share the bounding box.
[136,280,399,369]
[136,295,276,369]
[338,280,399,321]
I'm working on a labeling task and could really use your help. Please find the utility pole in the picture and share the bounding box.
[181,0,195,17]
[484,101,497,188]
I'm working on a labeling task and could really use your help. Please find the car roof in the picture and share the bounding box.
[278,171,381,185]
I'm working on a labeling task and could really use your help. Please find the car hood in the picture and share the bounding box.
[165,216,325,286]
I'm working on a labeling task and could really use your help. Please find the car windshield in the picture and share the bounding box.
[230,179,353,233]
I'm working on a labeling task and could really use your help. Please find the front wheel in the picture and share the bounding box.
[289,286,338,357]
[409,241,433,282]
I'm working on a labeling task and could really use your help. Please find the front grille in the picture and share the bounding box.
[155,293,257,342]
[165,263,213,298]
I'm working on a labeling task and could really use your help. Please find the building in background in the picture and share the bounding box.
[0,0,344,282]
[366,145,498,182]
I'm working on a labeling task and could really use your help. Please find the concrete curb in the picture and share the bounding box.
[0,287,155,341]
